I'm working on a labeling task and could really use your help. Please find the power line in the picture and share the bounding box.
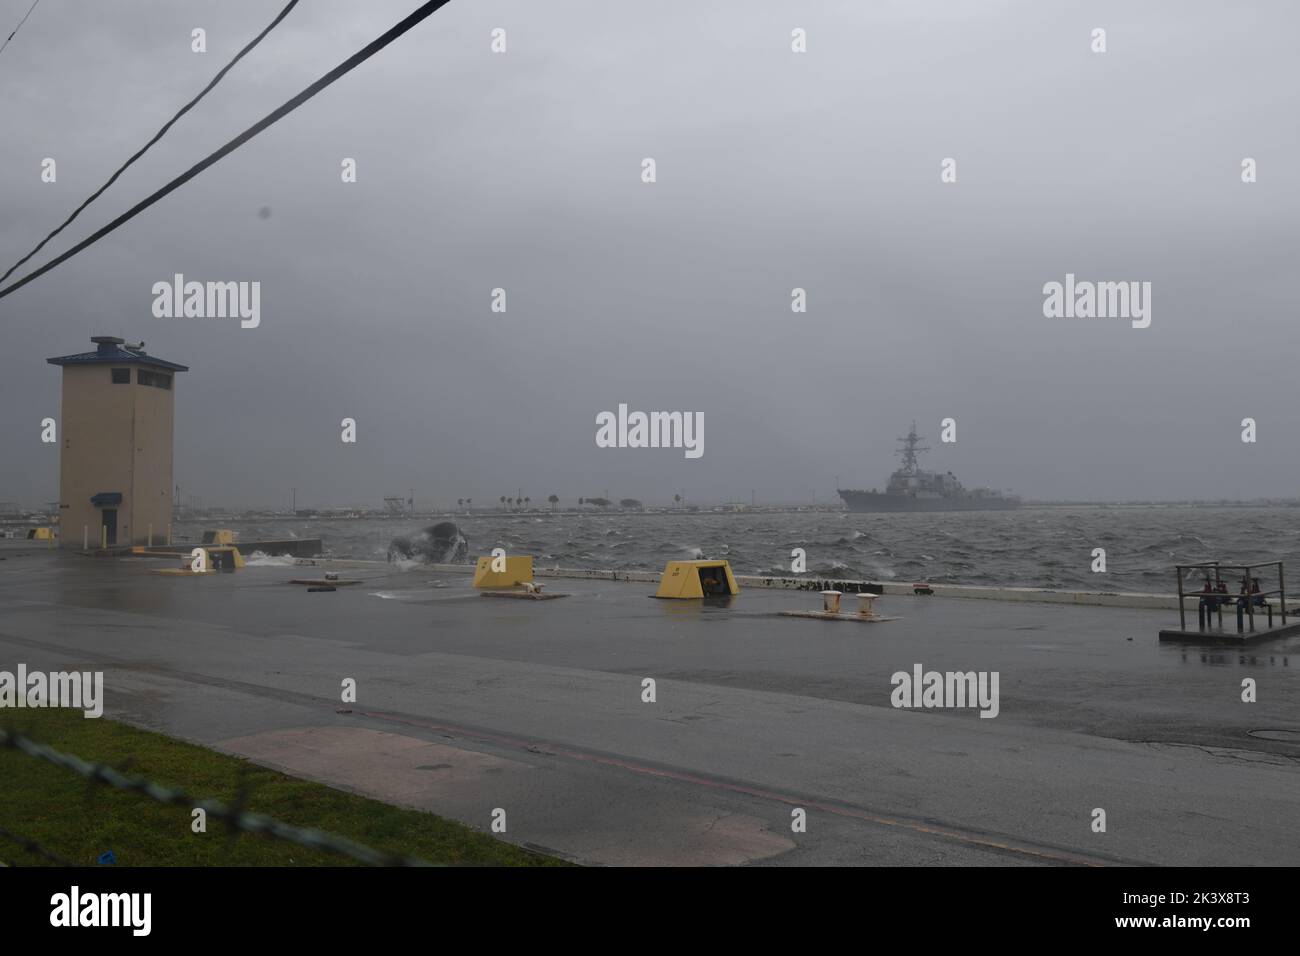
[0,0,454,302]
[0,0,301,286]
[0,0,40,58]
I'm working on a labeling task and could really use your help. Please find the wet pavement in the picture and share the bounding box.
[2,541,1298,866]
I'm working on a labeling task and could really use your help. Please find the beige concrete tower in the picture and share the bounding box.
[47,336,188,549]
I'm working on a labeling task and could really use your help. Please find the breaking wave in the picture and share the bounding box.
[174,506,1300,590]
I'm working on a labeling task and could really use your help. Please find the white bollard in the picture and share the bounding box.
[822,590,842,613]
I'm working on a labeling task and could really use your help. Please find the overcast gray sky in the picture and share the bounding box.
[2,0,1297,509]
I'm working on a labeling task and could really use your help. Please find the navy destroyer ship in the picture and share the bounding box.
[838,423,1020,512]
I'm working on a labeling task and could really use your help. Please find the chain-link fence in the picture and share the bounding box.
[0,726,433,867]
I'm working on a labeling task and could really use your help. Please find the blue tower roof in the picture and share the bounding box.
[47,336,188,371]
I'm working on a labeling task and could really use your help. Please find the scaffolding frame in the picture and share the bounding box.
[1175,561,1287,634]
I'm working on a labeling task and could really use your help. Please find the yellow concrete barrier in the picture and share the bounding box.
[151,546,244,575]
[473,555,534,589]
[655,560,739,599]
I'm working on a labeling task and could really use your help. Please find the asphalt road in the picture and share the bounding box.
[2,542,1297,865]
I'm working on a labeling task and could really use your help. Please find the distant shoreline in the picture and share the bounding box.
[5,499,1300,526]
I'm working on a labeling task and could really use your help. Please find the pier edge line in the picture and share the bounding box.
[425,565,1179,609]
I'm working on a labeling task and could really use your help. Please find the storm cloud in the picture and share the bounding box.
[2,0,1297,508]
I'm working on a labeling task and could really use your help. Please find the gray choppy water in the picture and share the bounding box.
[175,506,1300,592]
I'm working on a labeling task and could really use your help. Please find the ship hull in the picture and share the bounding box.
[838,490,1020,513]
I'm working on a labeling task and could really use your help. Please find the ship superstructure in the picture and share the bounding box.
[838,422,1020,512]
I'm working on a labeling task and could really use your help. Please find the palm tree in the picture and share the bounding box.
[499,495,506,510]
[673,494,681,507]
[457,498,464,509]
[548,494,559,511]
[465,498,472,511]
[524,497,531,510]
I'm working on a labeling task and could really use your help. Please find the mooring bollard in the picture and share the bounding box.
[857,593,878,618]
[822,590,842,613]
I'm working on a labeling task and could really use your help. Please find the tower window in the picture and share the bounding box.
[111,368,130,384]
[136,369,172,389]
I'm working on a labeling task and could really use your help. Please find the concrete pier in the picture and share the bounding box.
[136,538,325,559]
[1,542,1297,866]
[435,564,1189,610]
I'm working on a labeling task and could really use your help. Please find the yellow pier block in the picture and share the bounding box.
[473,555,534,589]
[151,546,245,575]
[654,560,739,599]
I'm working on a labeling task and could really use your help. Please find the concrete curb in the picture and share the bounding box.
[428,564,1180,609]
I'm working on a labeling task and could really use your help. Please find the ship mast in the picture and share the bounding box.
[895,421,929,474]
